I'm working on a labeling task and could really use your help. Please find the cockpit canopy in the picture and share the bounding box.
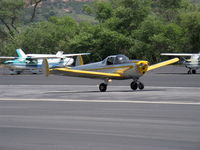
[104,55,130,65]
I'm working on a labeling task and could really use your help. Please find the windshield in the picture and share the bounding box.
[114,55,130,64]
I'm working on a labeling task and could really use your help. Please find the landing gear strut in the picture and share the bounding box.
[130,81,144,91]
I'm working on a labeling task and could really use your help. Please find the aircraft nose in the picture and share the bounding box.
[136,61,149,75]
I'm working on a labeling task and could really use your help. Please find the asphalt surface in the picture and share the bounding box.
[0,65,200,150]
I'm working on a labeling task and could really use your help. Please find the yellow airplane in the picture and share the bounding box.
[42,55,179,92]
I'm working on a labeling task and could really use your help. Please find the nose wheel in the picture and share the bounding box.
[99,83,107,92]
[130,81,144,91]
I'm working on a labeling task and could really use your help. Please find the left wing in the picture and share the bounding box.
[62,53,90,57]
[50,68,123,79]
[147,58,179,71]
[0,57,17,59]
[28,53,91,59]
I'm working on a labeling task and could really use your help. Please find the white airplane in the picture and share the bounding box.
[161,53,200,74]
[0,48,90,74]
[42,54,179,92]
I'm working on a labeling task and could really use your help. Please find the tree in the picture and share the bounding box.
[131,15,185,62]
[178,12,200,52]
[3,16,79,55]
[0,0,24,36]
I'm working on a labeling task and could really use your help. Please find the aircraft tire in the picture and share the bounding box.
[130,82,138,90]
[99,83,107,92]
[138,82,144,90]
[192,70,196,74]
[16,71,21,75]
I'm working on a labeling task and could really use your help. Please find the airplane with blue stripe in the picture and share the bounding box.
[0,49,90,74]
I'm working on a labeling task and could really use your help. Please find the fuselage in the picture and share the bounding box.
[184,54,200,70]
[64,55,149,80]
[4,57,74,70]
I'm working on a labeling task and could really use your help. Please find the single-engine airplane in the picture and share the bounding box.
[0,48,90,74]
[161,53,200,74]
[42,54,179,92]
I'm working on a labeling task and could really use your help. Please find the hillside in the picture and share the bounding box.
[23,0,95,23]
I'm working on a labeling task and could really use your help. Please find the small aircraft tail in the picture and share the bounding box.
[75,55,84,66]
[16,49,26,58]
[56,51,64,57]
[42,58,50,77]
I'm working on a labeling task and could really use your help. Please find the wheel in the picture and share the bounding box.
[192,70,196,74]
[99,83,107,92]
[138,82,144,90]
[130,82,137,90]
[16,71,21,75]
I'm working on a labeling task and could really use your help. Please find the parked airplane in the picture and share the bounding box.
[0,48,90,74]
[42,54,179,92]
[161,53,200,74]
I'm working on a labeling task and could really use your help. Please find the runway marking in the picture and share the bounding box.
[0,98,200,105]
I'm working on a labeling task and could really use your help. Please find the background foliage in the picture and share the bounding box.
[1,0,200,63]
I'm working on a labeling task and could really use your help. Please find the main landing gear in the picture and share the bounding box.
[187,69,196,74]
[98,79,144,92]
[130,81,144,91]
[99,83,107,92]
[99,79,111,92]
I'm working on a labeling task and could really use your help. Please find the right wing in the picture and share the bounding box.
[61,53,90,57]
[161,53,195,56]
[147,58,179,71]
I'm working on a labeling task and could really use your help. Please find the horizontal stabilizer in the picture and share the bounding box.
[147,58,179,71]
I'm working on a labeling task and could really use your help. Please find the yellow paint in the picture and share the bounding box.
[147,58,179,71]
[115,66,133,74]
[79,55,84,65]
[85,65,133,71]
[52,68,123,77]
[136,61,149,75]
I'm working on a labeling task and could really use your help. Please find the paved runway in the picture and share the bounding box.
[0,66,200,150]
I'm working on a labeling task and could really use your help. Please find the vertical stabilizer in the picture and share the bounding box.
[56,51,64,57]
[16,49,26,58]
[42,58,50,77]
[75,55,84,66]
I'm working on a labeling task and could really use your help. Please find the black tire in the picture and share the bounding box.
[16,71,21,75]
[138,82,144,90]
[130,82,137,90]
[192,70,196,74]
[99,83,107,92]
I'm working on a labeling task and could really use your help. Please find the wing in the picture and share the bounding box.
[161,53,194,56]
[50,68,123,79]
[0,57,17,59]
[147,58,179,71]
[61,53,90,57]
[27,53,90,59]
